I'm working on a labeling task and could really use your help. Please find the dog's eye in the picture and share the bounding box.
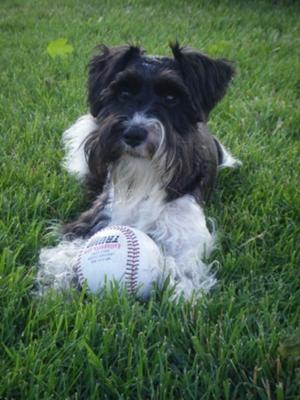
[118,89,133,101]
[163,93,179,106]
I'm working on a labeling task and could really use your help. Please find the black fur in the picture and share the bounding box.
[170,42,234,121]
[88,45,143,117]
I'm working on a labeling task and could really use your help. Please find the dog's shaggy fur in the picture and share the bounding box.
[37,43,240,299]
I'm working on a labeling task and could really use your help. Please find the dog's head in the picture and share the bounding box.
[84,43,234,202]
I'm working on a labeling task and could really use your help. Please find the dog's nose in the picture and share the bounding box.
[123,126,148,147]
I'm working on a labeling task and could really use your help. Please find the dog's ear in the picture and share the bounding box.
[170,42,234,121]
[88,44,143,117]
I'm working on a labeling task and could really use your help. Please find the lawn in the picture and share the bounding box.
[1,0,299,398]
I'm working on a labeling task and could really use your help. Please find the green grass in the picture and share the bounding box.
[1,0,300,398]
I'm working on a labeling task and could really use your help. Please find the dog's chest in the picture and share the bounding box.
[109,157,166,231]
[111,190,165,230]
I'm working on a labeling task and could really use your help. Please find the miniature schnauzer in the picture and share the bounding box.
[37,42,240,299]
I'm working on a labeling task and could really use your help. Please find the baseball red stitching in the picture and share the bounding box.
[73,247,85,289]
[75,226,140,294]
[110,225,140,295]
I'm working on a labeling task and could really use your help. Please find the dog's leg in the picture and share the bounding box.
[149,195,216,298]
[63,189,113,238]
[36,238,86,295]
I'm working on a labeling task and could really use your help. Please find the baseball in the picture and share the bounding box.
[75,225,164,299]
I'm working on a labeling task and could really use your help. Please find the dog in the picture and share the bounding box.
[37,42,240,299]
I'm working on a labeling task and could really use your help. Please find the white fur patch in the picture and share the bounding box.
[218,142,242,169]
[111,156,167,230]
[62,114,98,179]
[36,239,85,295]
[151,195,217,298]
[126,112,151,126]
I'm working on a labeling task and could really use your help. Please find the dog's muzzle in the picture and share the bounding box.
[123,126,148,148]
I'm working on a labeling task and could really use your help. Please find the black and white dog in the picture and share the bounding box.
[37,43,240,298]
